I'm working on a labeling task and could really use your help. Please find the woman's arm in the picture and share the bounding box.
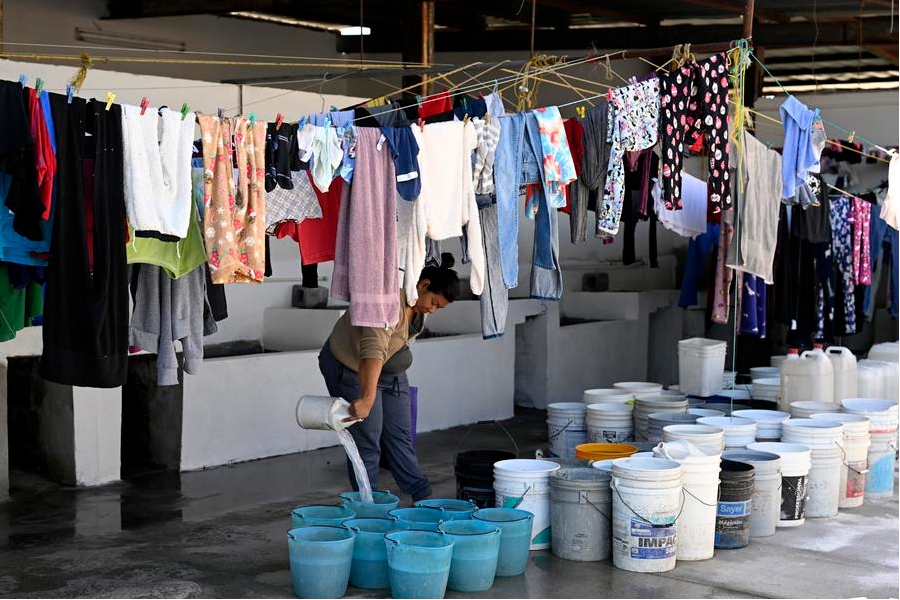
[347,357,383,420]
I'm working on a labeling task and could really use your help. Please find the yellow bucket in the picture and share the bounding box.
[575,443,638,461]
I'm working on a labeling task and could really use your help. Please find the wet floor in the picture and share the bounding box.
[0,408,897,598]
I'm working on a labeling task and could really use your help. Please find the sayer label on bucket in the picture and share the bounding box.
[717,500,752,517]
[629,519,677,559]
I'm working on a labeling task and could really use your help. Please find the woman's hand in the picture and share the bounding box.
[345,397,375,422]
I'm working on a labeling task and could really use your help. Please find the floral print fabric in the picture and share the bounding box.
[853,196,872,285]
[600,77,660,235]
[198,114,267,284]
[831,196,856,334]
[659,53,732,213]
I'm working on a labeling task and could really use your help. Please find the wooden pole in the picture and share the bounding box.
[401,1,434,99]
[743,0,756,41]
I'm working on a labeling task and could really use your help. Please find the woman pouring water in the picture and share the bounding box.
[318,253,460,502]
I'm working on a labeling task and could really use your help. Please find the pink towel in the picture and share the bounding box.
[331,127,399,327]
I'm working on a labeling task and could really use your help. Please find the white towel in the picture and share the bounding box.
[655,172,707,238]
[157,107,196,238]
[122,104,164,233]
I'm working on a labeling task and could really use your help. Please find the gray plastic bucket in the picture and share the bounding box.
[647,412,700,444]
[549,468,611,562]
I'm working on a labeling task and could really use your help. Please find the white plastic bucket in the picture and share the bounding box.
[751,366,781,381]
[732,410,790,442]
[609,457,683,573]
[633,395,689,442]
[547,403,588,459]
[493,459,560,550]
[549,468,611,562]
[655,442,722,561]
[614,381,664,394]
[790,401,841,419]
[866,430,898,497]
[751,378,780,403]
[646,412,699,444]
[696,416,758,449]
[781,419,844,448]
[688,408,726,418]
[841,398,899,433]
[582,388,634,405]
[779,420,844,518]
[722,450,782,538]
[586,403,634,443]
[296,395,355,431]
[663,424,725,454]
[810,413,871,508]
[678,338,727,397]
[747,442,812,527]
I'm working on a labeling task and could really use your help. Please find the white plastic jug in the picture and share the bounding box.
[826,346,858,402]
[779,350,834,412]
[858,359,899,403]
[296,395,357,431]
[867,341,899,363]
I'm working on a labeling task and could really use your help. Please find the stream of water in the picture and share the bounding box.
[336,429,374,504]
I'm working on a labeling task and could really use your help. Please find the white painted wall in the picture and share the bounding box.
[72,387,122,486]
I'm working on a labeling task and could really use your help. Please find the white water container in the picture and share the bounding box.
[867,341,899,363]
[678,338,727,397]
[826,346,858,402]
[696,416,758,449]
[750,366,781,381]
[732,409,791,442]
[770,355,788,368]
[856,365,885,400]
[841,398,900,433]
[632,395,689,442]
[609,457,683,573]
[646,412,699,444]
[663,424,725,454]
[747,442,812,527]
[751,378,780,404]
[582,388,634,405]
[858,359,899,403]
[790,401,841,419]
[781,419,844,518]
[654,441,722,561]
[493,459,560,550]
[810,413,871,507]
[779,350,834,412]
[722,449,782,538]
[586,403,634,443]
[296,395,357,431]
[866,431,898,498]
[546,403,588,459]
[614,381,664,395]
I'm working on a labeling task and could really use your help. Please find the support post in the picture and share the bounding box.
[401,1,435,100]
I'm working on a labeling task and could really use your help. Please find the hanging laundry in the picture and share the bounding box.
[127,200,207,280]
[659,53,732,213]
[712,221,735,324]
[264,170,323,230]
[310,125,344,193]
[331,127,399,327]
[0,80,43,242]
[579,103,612,237]
[654,172,706,238]
[0,262,43,342]
[418,90,452,119]
[472,118,501,198]
[739,273,767,337]
[309,110,354,127]
[25,87,56,222]
[265,121,298,192]
[130,262,208,385]
[378,127,420,201]
[880,151,900,230]
[415,120,485,296]
[297,171,343,265]
[528,106,576,214]
[864,202,899,319]
[830,196,857,334]
[339,125,357,184]
[483,91,505,119]
[679,224,720,308]
[562,117,588,243]
[197,114,268,284]
[852,196,872,285]
[478,203,508,338]
[396,190,425,302]
[726,132,782,284]
[40,96,129,388]
[780,95,821,200]
[296,122,317,163]
[600,77,660,235]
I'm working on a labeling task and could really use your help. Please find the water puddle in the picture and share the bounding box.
[336,429,373,504]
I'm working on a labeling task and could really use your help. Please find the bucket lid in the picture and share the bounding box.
[493,459,561,474]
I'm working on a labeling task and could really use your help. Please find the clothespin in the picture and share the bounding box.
[329,105,339,112]
[415,94,422,107]
[105,92,116,111]
[275,112,284,130]
[463,113,470,125]
[299,115,308,128]
[180,102,190,121]
[217,107,225,119]
[35,78,44,98]
[139,96,150,116]
[249,112,256,127]
[417,117,425,132]
[66,84,75,105]
[848,130,856,144]
[575,105,586,119]
[18,74,27,87]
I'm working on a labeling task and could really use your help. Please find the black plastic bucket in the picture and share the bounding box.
[455,450,516,508]
[715,459,755,549]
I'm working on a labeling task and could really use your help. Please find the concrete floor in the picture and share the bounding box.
[0,408,897,599]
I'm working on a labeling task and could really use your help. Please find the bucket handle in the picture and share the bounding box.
[610,477,684,529]
[454,420,520,461]
[583,493,612,523]
[511,485,532,509]
[836,444,870,475]
[547,418,575,442]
